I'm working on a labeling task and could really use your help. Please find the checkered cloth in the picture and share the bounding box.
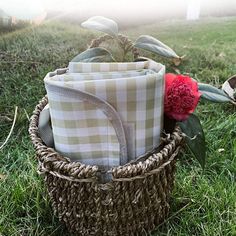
[44,60,165,170]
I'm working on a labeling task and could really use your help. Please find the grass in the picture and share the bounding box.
[0,17,236,235]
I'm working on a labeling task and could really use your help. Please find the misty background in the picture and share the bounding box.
[1,0,236,28]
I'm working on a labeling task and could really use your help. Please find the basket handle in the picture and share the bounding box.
[89,34,139,60]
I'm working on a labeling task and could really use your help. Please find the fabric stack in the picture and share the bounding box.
[40,59,165,174]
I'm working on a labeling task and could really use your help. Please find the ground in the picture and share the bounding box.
[0,17,235,236]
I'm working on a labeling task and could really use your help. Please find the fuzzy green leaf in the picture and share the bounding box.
[81,16,118,37]
[198,83,232,103]
[71,47,115,62]
[178,114,206,169]
[134,35,179,58]
[136,35,178,55]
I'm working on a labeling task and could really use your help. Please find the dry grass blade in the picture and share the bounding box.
[23,109,30,122]
[154,201,193,230]
[0,106,18,150]
[0,115,12,122]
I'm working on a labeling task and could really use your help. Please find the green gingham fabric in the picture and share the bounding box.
[44,60,165,170]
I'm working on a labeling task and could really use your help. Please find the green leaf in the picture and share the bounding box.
[164,114,176,134]
[134,35,179,58]
[136,35,178,55]
[198,83,232,103]
[178,114,206,169]
[71,47,115,62]
[81,16,118,37]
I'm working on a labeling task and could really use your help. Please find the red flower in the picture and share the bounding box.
[164,73,201,121]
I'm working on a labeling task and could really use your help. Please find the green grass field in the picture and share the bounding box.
[0,17,235,236]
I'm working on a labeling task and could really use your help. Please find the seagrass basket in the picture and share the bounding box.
[29,96,184,236]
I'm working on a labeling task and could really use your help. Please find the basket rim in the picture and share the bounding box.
[29,96,184,184]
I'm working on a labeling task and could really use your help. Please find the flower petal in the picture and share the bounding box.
[191,79,199,92]
[165,73,176,88]
[169,112,190,121]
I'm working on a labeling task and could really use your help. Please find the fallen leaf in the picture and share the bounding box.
[222,75,236,101]
[0,173,6,180]
[218,148,225,153]
[218,52,225,58]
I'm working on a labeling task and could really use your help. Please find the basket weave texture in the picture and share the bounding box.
[29,96,184,236]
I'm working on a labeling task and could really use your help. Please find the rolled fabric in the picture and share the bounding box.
[43,59,165,171]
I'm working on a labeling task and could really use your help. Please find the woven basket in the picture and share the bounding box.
[29,96,184,236]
